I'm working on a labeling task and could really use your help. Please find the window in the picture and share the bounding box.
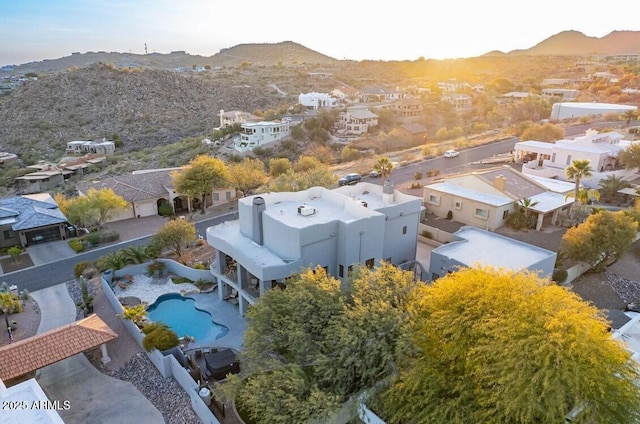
[3,229,15,240]
[428,194,440,205]
[454,201,462,210]
[213,193,219,202]
[339,265,344,278]
[365,258,374,269]
[565,154,572,166]
[502,210,509,220]
[551,153,556,163]
[226,191,231,200]
[474,208,488,219]
[402,225,407,234]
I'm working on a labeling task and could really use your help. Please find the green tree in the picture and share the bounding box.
[172,155,230,214]
[85,188,128,229]
[340,146,361,162]
[65,195,98,229]
[517,197,539,228]
[227,157,268,197]
[293,155,323,173]
[565,159,594,206]
[260,167,338,193]
[268,157,292,177]
[382,266,640,424]
[150,218,196,263]
[618,143,640,169]
[561,210,638,272]
[95,250,128,271]
[7,246,22,263]
[373,156,394,179]
[121,245,154,265]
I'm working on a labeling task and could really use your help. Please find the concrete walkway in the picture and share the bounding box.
[32,284,165,424]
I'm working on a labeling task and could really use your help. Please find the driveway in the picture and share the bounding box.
[32,284,165,424]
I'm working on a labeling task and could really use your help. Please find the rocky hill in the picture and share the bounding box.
[0,63,282,158]
[8,41,339,74]
[513,30,640,56]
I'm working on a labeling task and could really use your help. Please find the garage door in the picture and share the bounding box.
[136,202,157,218]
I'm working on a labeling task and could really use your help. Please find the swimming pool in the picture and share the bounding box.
[147,293,229,342]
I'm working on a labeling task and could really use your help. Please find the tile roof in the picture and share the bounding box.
[77,169,175,202]
[0,314,117,381]
[0,195,67,230]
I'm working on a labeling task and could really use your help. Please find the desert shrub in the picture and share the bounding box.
[98,229,119,243]
[142,323,179,352]
[74,261,91,278]
[446,210,453,220]
[409,182,422,189]
[68,238,86,253]
[421,230,432,239]
[505,211,529,230]
[85,232,100,246]
[172,276,194,284]
[421,145,431,157]
[192,262,206,270]
[158,203,174,216]
[552,269,568,284]
[414,171,423,180]
[147,260,165,276]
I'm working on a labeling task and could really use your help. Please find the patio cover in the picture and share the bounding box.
[0,314,117,381]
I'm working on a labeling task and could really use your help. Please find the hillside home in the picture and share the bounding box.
[218,110,261,128]
[298,92,338,110]
[437,80,471,92]
[392,98,423,119]
[388,123,428,146]
[206,181,423,315]
[441,93,472,110]
[550,102,637,120]
[336,107,379,136]
[428,226,556,281]
[498,92,532,103]
[541,88,579,101]
[330,85,360,104]
[359,87,402,103]
[66,139,115,156]
[234,120,290,153]
[423,166,574,231]
[77,169,237,222]
[0,152,18,167]
[515,129,640,187]
[0,193,71,248]
[15,170,66,195]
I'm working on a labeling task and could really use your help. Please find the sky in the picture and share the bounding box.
[2,0,640,66]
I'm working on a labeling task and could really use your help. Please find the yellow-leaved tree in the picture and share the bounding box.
[381,266,640,424]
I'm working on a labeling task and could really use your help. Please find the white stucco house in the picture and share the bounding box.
[206,181,423,315]
[336,107,379,136]
[428,226,556,281]
[515,129,640,187]
[66,139,116,156]
[550,102,637,120]
[234,120,290,152]
[298,92,338,110]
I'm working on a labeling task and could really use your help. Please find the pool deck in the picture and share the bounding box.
[113,275,246,351]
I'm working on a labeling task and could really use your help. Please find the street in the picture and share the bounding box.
[1,214,237,293]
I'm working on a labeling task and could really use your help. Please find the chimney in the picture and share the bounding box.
[252,197,266,245]
[493,175,507,191]
[382,179,394,204]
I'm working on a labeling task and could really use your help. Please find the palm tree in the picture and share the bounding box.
[374,156,394,179]
[598,175,630,203]
[565,159,594,205]
[565,188,601,204]
[518,197,539,228]
[622,109,638,126]
[96,250,128,271]
[122,245,153,265]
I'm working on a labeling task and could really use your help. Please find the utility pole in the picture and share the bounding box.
[145,43,148,54]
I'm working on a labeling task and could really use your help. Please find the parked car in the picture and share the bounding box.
[369,170,380,178]
[338,173,362,186]
[444,150,460,158]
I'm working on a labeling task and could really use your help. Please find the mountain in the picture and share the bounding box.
[8,41,338,74]
[0,63,283,158]
[512,30,640,56]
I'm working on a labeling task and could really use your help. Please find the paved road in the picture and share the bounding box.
[2,213,237,293]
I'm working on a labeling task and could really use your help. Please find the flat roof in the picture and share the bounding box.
[434,226,554,271]
[515,140,554,151]
[526,175,575,193]
[528,191,573,213]
[426,182,512,207]
[0,379,65,423]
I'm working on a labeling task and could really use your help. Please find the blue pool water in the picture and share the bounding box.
[147,293,228,341]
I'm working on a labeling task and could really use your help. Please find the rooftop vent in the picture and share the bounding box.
[360,201,368,208]
[298,205,316,216]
